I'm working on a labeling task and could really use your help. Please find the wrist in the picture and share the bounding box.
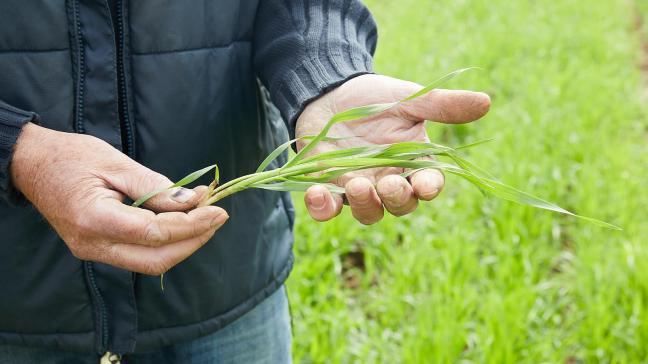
[10,122,48,199]
[0,101,41,202]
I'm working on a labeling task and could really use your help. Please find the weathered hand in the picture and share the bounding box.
[10,123,228,275]
[297,74,490,224]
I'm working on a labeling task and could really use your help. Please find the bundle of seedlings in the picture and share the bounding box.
[133,68,619,230]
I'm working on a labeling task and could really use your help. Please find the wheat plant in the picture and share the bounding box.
[133,69,619,230]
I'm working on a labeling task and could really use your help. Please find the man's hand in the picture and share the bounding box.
[297,74,490,224]
[10,123,228,275]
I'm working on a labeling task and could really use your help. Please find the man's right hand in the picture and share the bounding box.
[9,123,228,275]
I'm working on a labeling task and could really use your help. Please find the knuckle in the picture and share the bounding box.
[144,256,172,276]
[179,212,193,224]
[437,106,449,122]
[65,232,93,260]
[170,212,200,237]
[69,213,94,234]
[67,240,96,261]
[144,265,165,276]
[201,231,216,244]
[133,171,167,201]
[69,246,90,260]
[100,244,119,264]
[142,171,166,189]
[79,134,108,148]
[391,102,415,120]
[143,220,167,244]
[195,220,214,238]
[345,186,364,199]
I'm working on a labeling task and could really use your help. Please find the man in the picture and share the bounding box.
[0,0,489,363]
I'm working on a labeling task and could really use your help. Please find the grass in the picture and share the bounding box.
[287,0,648,363]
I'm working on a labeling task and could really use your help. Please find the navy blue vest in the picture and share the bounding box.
[0,0,294,353]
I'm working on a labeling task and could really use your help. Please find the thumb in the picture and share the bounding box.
[393,88,491,124]
[108,162,206,212]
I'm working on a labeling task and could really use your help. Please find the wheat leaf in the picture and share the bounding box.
[253,181,345,194]
[256,138,300,173]
[403,67,480,102]
[132,164,217,207]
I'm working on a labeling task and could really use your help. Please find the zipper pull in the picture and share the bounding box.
[100,351,122,364]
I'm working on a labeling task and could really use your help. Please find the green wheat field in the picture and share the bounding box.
[287,0,648,362]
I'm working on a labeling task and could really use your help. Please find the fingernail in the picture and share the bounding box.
[170,187,195,203]
[308,191,327,211]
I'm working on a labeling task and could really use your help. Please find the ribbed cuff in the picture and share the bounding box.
[272,50,374,140]
[0,102,39,204]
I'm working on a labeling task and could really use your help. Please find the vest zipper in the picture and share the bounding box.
[85,262,109,353]
[115,0,135,158]
[72,0,109,355]
[72,0,86,134]
[95,1,135,358]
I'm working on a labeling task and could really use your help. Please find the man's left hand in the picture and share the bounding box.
[296,74,491,224]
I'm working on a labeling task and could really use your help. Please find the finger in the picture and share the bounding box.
[107,162,208,212]
[410,168,445,201]
[394,89,491,124]
[304,185,344,222]
[93,199,228,246]
[103,226,220,275]
[376,175,418,216]
[166,184,209,208]
[345,177,384,225]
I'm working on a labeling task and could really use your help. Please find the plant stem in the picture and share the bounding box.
[204,163,327,205]
[201,157,461,205]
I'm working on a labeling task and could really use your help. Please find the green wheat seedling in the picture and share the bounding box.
[133,68,620,231]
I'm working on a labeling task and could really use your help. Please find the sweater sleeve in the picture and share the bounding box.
[0,100,39,204]
[253,0,378,138]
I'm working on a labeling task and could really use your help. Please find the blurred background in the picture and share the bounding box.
[287,0,648,362]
